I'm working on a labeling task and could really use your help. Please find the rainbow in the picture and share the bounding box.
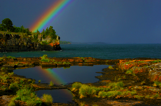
[37,66,73,97]
[30,0,73,32]
[37,66,67,85]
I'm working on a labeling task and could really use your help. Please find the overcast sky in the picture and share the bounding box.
[1,0,161,44]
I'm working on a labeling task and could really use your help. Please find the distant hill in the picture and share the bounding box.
[70,42,110,44]
[59,41,71,44]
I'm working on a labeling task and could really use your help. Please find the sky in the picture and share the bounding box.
[0,0,161,44]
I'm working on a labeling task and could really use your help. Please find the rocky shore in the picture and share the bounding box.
[0,56,161,105]
[0,33,61,52]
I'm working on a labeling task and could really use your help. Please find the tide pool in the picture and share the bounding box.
[13,65,108,103]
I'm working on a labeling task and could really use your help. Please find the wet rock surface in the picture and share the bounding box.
[1,58,161,105]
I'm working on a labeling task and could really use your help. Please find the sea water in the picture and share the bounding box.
[0,44,161,59]
[3,44,161,103]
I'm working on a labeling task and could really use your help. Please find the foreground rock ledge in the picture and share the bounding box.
[1,57,161,106]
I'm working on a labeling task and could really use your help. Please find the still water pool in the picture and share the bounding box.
[13,65,108,103]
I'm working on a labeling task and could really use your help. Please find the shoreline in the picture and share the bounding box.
[0,56,161,105]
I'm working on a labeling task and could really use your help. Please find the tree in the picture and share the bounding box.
[48,26,56,39]
[36,29,40,35]
[41,29,46,39]
[45,27,49,35]
[20,25,25,33]
[26,28,31,35]
[0,24,4,31]
[1,18,13,31]
[14,27,21,32]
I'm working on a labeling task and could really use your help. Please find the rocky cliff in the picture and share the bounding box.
[0,33,61,52]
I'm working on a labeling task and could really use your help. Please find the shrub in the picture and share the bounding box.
[8,96,17,106]
[41,58,50,62]
[7,56,15,59]
[15,88,42,105]
[9,82,19,90]
[108,65,113,69]
[8,72,14,77]
[130,90,137,95]
[134,95,144,99]
[151,60,161,63]
[125,69,133,74]
[38,80,41,83]
[63,62,71,65]
[26,97,42,106]
[1,67,5,71]
[79,85,96,98]
[98,91,107,98]
[72,82,82,90]
[107,81,124,90]
[41,94,53,105]
[145,95,150,99]
[106,90,121,98]
[41,54,48,60]
[49,81,54,86]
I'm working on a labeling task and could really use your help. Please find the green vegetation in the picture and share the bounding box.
[40,54,50,62]
[63,61,71,65]
[7,56,16,59]
[153,81,161,87]
[0,71,54,106]
[38,80,41,83]
[107,81,124,90]
[151,60,161,63]
[0,18,59,45]
[125,69,136,76]
[71,82,82,90]
[1,18,13,32]
[14,88,42,105]
[71,81,137,99]
[108,65,113,69]
[41,94,53,105]
[49,81,54,86]
[79,85,97,98]
[8,87,53,106]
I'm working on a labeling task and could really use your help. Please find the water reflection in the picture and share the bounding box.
[13,65,108,103]
[35,89,73,103]
[14,65,108,85]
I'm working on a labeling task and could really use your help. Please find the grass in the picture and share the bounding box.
[41,94,53,105]
[49,81,54,86]
[41,58,50,62]
[134,95,144,100]
[153,81,161,87]
[0,66,55,106]
[125,69,133,74]
[71,81,137,99]
[107,81,124,90]
[79,85,97,98]
[125,69,136,76]
[151,60,161,63]
[7,56,15,59]
[71,82,82,91]
[8,88,42,106]
[40,54,50,62]
[108,65,114,69]
[63,61,71,65]
[145,95,150,99]
[9,82,19,90]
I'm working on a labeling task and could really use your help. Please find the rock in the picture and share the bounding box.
[0,33,61,52]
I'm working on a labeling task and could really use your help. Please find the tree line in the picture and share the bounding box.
[0,18,58,41]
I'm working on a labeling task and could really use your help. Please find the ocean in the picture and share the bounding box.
[0,44,161,59]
